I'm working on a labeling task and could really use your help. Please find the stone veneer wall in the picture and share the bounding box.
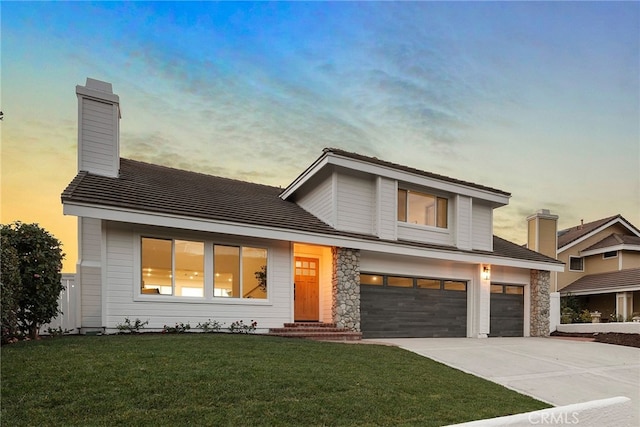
[530,270,550,337]
[331,247,361,331]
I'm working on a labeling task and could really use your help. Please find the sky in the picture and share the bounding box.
[2,1,639,272]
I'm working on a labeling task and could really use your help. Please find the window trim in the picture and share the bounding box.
[397,188,449,229]
[569,256,584,272]
[134,232,271,304]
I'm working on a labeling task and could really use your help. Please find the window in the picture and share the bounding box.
[504,285,524,295]
[603,251,617,259]
[397,189,447,228]
[360,273,466,291]
[569,256,584,272]
[443,281,466,291]
[141,237,267,300]
[491,284,504,294]
[387,276,413,287]
[141,238,204,297]
[214,245,268,299]
[361,274,383,285]
[417,278,441,289]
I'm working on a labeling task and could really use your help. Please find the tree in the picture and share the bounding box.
[1,234,21,343]
[0,222,65,339]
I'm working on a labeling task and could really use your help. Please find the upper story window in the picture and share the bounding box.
[603,251,618,259]
[569,256,584,272]
[397,189,448,228]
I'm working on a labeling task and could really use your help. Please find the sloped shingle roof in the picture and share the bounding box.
[62,158,559,266]
[583,233,640,252]
[561,268,640,294]
[557,215,622,249]
[323,148,512,197]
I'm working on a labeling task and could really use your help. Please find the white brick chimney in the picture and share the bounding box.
[76,78,120,177]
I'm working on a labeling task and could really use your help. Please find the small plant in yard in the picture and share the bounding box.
[115,318,149,334]
[162,322,191,334]
[196,319,224,333]
[228,320,257,334]
[45,326,72,338]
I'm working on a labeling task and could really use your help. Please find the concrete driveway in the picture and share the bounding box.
[368,337,640,425]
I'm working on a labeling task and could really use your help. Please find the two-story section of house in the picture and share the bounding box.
[534,213,640,321]
[62,78,563,339]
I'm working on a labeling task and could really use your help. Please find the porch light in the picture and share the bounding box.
[482,266,490,281]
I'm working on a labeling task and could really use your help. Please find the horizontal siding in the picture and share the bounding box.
[80,217,102,262]
[296,173,334,226]
[472,202,493,251]
[336,171,374,234]
[104,223,294,332]
[397,224,453,246]
[377,177,396,240]
[79,98,117,176]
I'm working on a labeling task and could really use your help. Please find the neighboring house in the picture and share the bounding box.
[61,78,563,339]
[527,211,640,321]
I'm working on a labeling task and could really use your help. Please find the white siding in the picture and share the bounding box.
[336,171,375,234]
[78,217,103,328]
[296,173,335,226]
[397,224,453,246]
[79,98,118,177]
[376,177,397,240]
[472,202,493,251]
[104,222,294,332]
[455,195,473,250]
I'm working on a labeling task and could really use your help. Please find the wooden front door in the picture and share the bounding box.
[294,257,319,321]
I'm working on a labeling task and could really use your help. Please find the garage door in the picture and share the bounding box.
[360,274,467,338]
[490,284,524,337]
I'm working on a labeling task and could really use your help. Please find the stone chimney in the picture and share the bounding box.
[527,209,558,259]
[75,78,120,177]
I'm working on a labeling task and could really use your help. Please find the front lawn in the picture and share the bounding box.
[1,334,549,426]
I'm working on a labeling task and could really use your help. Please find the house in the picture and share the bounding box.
[61,78,563,339]
[527,211,640,321]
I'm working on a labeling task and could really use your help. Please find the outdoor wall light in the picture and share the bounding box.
[482,266,491,281]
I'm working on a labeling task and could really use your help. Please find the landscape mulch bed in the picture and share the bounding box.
[551,331,640,348]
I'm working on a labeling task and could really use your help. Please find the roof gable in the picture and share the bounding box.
[280,148,511,205]
[557,215,640,250]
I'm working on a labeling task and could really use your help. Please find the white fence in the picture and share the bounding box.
[40,273,79,334]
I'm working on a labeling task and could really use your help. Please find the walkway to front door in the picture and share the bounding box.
[294,257,319,321]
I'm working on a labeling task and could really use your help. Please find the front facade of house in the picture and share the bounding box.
[554,216,640,320]
[62,78,563,338]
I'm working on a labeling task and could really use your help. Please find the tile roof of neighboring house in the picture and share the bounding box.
[560,268,640,294]
[323,148,512,197]
[557,214,635,249]
[62,158,559,266]
[582,233,640,252]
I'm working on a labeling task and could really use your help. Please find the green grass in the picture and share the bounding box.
[1,334,549,426]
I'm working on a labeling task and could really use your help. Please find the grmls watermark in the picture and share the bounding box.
[528,412,580,425]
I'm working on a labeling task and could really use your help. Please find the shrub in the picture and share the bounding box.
[0,222,65,340]
[162,322,191,334]
[228,320,257,334]
[196,319,224,333]
[115,318,149,334]
[1,234,21,343]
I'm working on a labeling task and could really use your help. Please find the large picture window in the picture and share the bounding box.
[397,189,447,228]
[141,238,204,296]
[141,237,267,300]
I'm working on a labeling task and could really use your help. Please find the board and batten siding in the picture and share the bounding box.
[78,217,103,328]
[103,222,294,332]
[376,177,397,240]
[78,97,119,177]
[335,171,375,234]
[472,202,493,251]
[295,173,335,226]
